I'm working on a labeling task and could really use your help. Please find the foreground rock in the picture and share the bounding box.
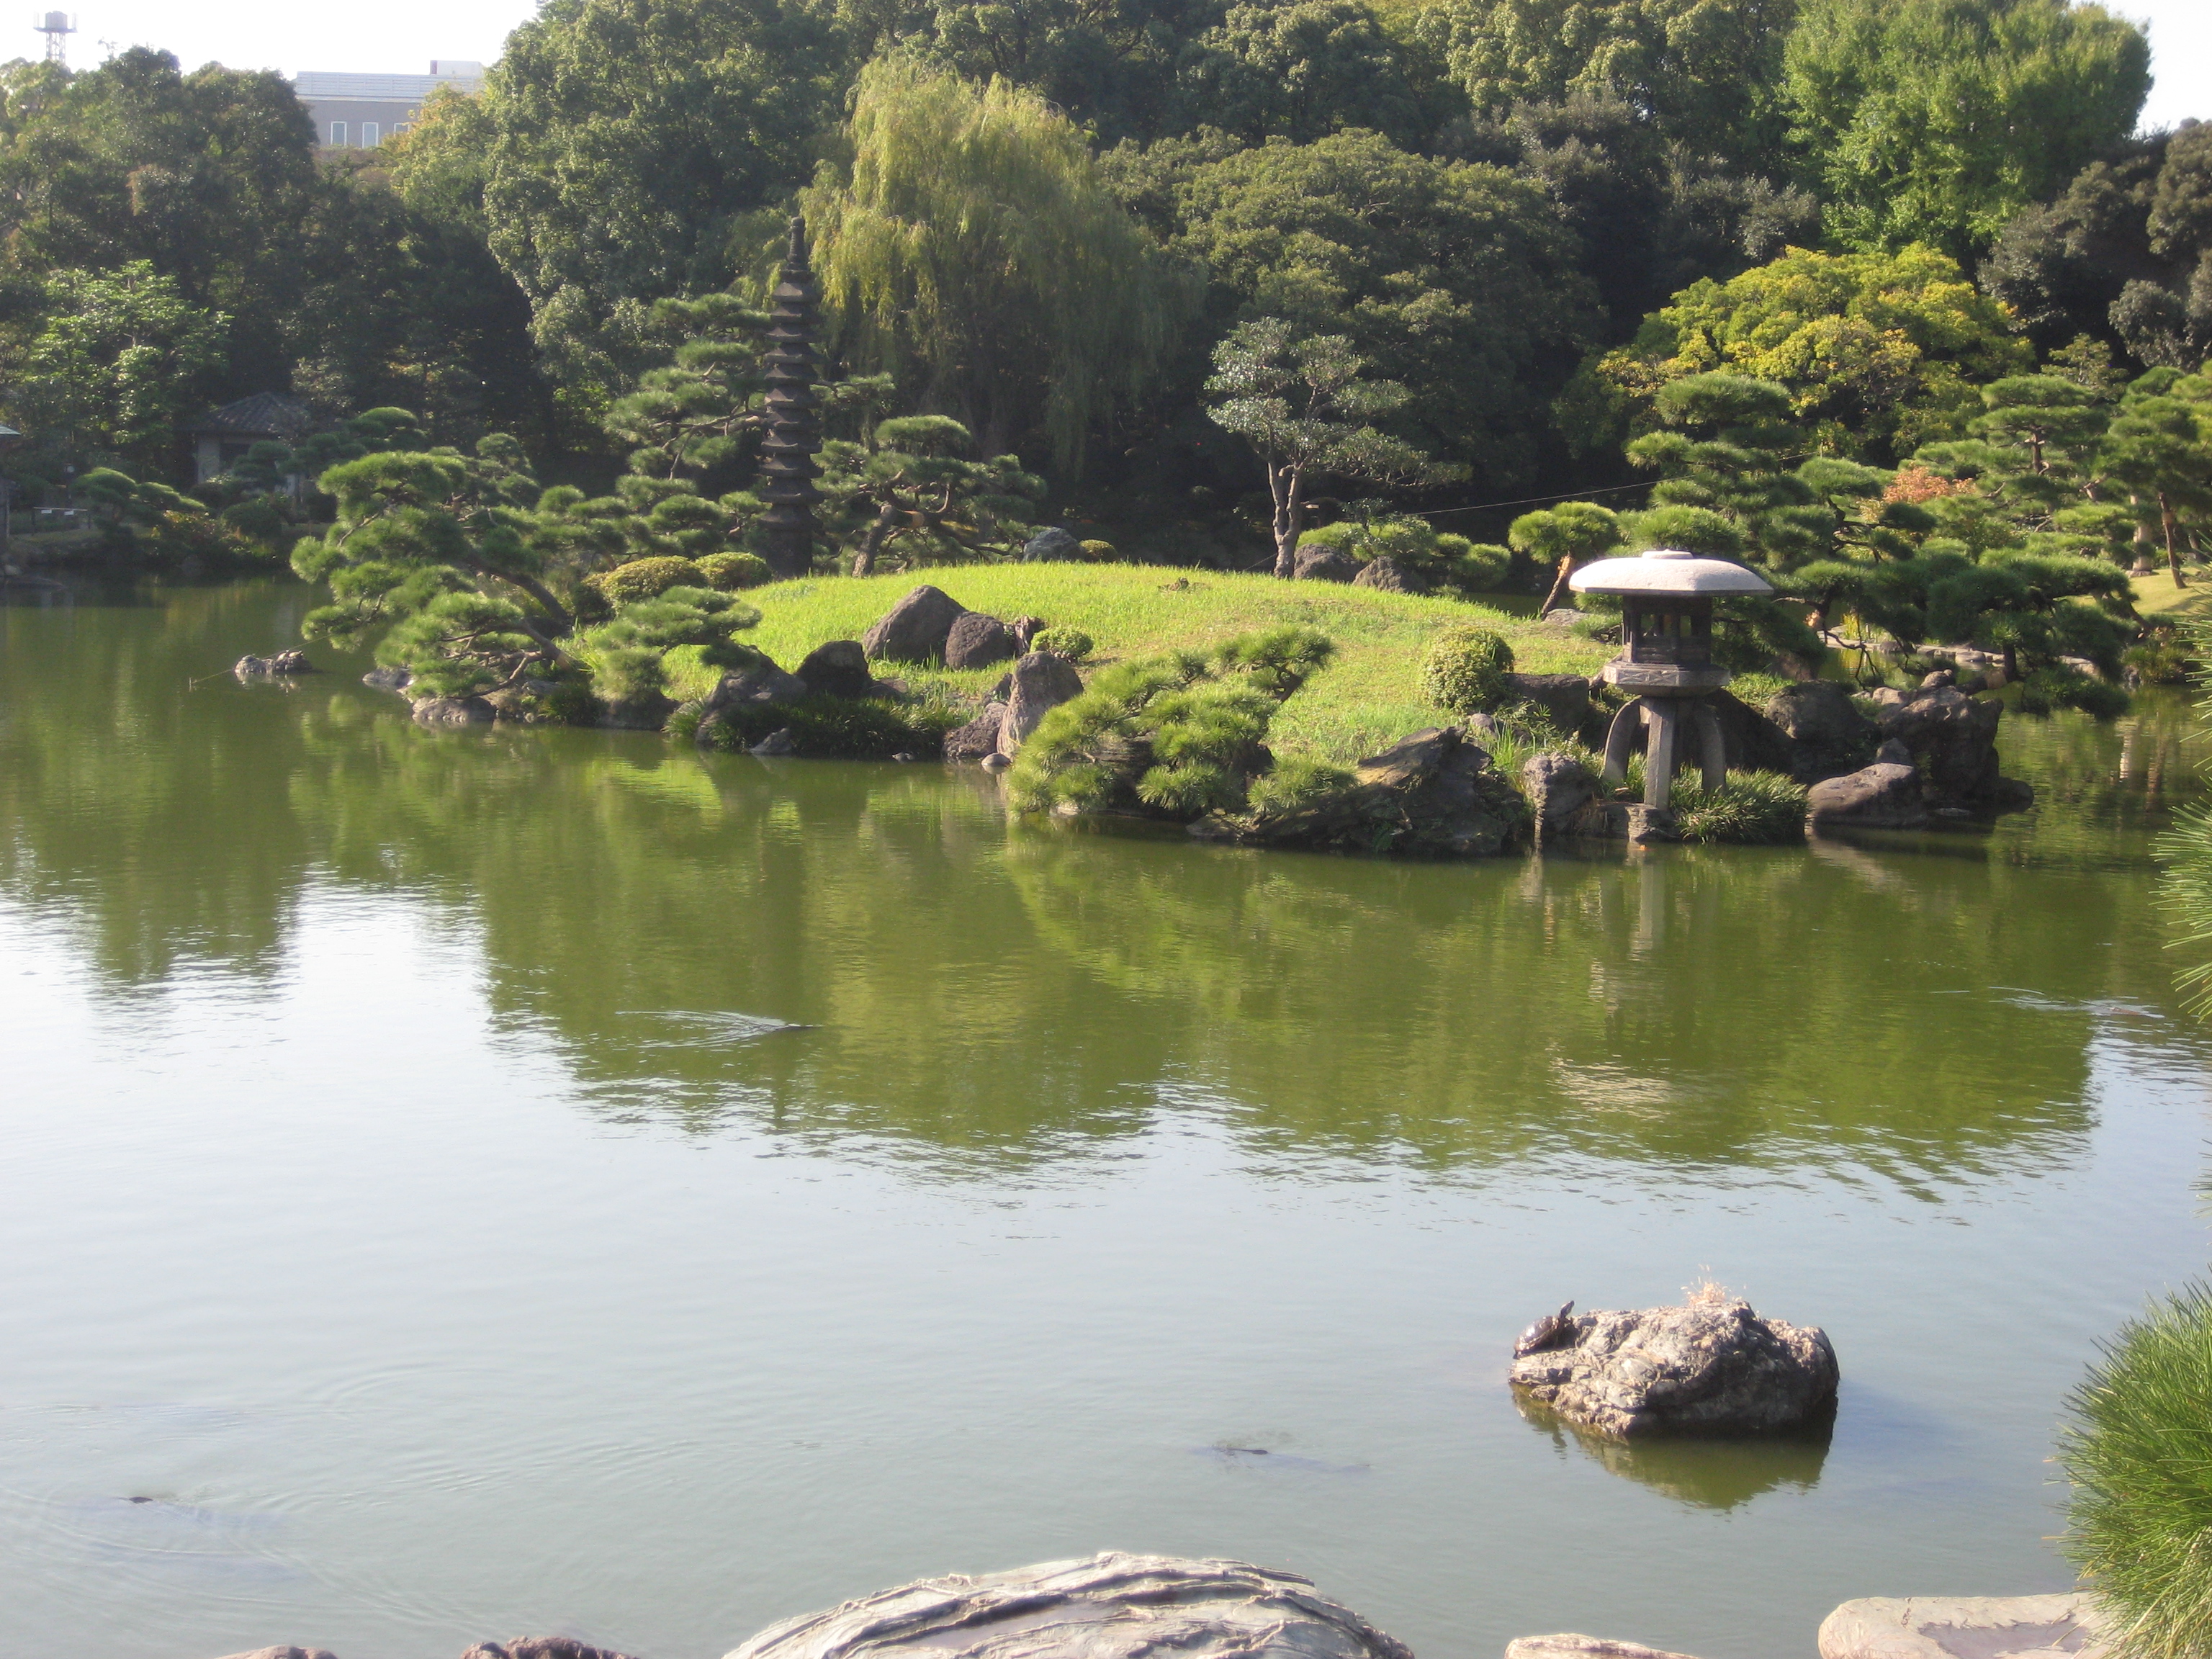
[794,640,878,698]
[722,1552,1413,1659]
[212,1645,636,1659]
[234,650,315,677]
[997,650,1086,755]
[1818,1595,2106,1659]
[944,611,1020,670]
[1806,762,1927,830]
[1509,1638,1703,1659]
[212,1649,341,1659]
[944,701,1008,760]
[1509,1298,1839,1439]
[1522,752,1602,842]
[862,585,968,663]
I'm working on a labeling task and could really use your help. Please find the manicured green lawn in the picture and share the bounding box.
[2131,571,2212,619]
[685,565,1609,765]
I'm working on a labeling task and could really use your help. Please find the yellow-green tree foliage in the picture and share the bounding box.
[1570,242,2030,460]
[803,58,1194,472]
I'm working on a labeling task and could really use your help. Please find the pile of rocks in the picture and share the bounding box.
[233,650,315,678]
[1204,726,1531,856]
[855,585,1089,765]
[1804,682,2033,830]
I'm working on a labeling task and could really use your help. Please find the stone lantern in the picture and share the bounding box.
[1570,548,1773,811]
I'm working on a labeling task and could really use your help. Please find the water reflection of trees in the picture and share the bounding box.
[2,584,2196,1186]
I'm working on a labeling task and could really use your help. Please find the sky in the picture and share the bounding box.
[32,0,2212,132]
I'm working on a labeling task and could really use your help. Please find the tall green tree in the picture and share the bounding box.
[804,58,1192,469]
[1141,127,1596,490]
[1781,0,2149,259]
[819,413,1046,573]
[1408,0,1799,168]
[2101,369,2212,586]
[4,263,228,471]
[474,0,841,409]
[1205,317,1449,576]
[1173,0,1446,145]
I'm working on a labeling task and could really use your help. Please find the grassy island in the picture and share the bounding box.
[673,565,1612,768]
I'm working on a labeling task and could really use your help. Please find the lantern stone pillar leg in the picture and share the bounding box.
[1643,698,1680,807]
[1601,698,1642,784]
[1694,700,1727,792]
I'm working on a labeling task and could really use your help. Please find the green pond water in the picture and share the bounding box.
[4,578,2211,1659]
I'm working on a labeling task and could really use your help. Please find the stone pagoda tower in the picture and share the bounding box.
[755,217,824,579]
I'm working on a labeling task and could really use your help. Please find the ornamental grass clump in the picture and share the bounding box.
[1421,628,1515,716]
[2058,1284,2212,1659]
[1007,626,1333,817]
[1671,770,1809,844]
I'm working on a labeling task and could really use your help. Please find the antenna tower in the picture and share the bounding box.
[34,10,76,62]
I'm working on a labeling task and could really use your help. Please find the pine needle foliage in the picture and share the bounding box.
[804,58,1193,472]
[2056,1283,2212,1659]
[2159,618,2212,1020]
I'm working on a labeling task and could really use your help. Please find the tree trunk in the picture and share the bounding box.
[850,500,898,577]
[2162,493,2187,588]
[1539,557,1581,616]
[1270,464,1306,579]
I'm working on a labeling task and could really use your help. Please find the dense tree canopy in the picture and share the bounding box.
[1781,0,2149,259]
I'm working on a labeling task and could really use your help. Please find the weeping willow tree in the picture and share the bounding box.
[802,58,1194,473]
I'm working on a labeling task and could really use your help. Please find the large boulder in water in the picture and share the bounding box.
[721,1552,1414,1659]
[1806,761,1928,830]
[1878,686,2005,804]
[997,651,1086,755]
[410,695,496,727]
[863,585,968,662]
[1509,1298,1838,1439]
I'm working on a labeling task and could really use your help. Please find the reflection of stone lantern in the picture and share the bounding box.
[1570,549,1773,811]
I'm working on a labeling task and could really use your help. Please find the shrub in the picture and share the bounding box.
[1246,755,1359,816]
[2127,626,2196,686]
[1033,626,1094,662]
[581,585,762,702]
[1214,625,1334,697]
[1298,516,1511,597]
[696,551,773,590]
[2059,1284,2212,1659]
[1671,771,1807,844]
[701,694,959,758]
[2018,665,2131,719]
[1421,628,1515,715]
[590,556,706,604]
[1447,541,1513,594]
[1078,539,1117,562]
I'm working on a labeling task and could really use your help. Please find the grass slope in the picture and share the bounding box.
[691,565,1609,765]
[2131,572,2212,619]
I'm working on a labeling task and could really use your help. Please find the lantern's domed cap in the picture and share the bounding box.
[1570,548,1773,595]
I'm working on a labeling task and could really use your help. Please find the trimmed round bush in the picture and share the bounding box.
[591,556,706,605]
[1033,626,1094,662]
[1077,539,1117,562]
[696,551,773,591]
[2060,1284,2212,1659]
[1421,627,1516,716]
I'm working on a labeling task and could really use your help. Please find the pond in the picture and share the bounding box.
[4,578,2210,1659]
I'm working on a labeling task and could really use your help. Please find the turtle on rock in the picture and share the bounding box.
[1514,1301,1576,1357]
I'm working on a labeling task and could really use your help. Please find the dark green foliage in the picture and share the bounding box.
[2057,1284,2212,1657]
[1032,627,1094,661]
[1671,770,1807,843]
[1007,628,1331,815]
[819,412,1046,574]
[1174,0,1447,147]
[700,693,962,758]
[2016,664,2130,719]
[696,551,773,590]
[592,556,709,604]
[1421,627,1515,715]
[1244,752,1359,815]
[1298,515,1509,593]
[586,585,764,701]
[2126,626,2195,686]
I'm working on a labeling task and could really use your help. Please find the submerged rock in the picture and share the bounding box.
[410,695,496,727]
[750,728,797,757]
[1817,1596,2107,1659]
[863,585,968,662]
[721,1552,1413,1659]
[1507,1298,1838,1439]
[460,1642,639,1659]
[211,1649,341,1659]
[361,665,412,694]
[997,651,1086,755]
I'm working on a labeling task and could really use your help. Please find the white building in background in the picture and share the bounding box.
[294,61,487,150]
